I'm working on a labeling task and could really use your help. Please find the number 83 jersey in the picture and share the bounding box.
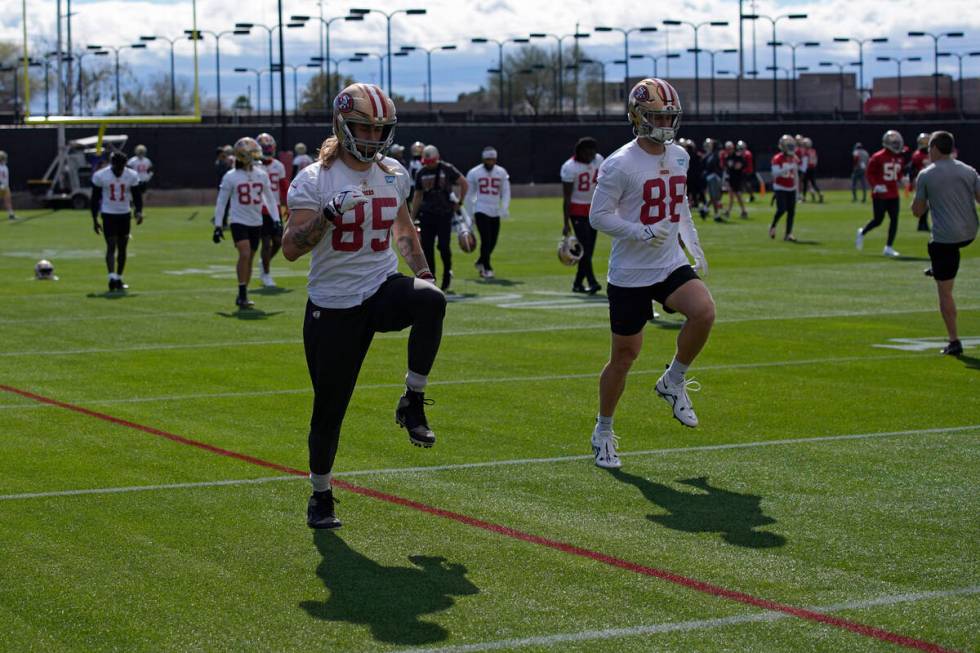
[591,140,690,287]
[288,158,412,309]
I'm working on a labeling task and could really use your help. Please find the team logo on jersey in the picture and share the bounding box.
[336,93,354,113]
[385,175,395,183]
[633,85,650,101]
[677,158,686,166]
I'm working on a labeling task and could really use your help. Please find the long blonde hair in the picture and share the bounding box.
[318,134,397,174]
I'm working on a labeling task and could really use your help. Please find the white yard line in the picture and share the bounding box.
[0,352,925,410]
[391,586,980,653]
[2,424,975,501]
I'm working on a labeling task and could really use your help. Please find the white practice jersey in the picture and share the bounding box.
[92,166,140,215]
[126,156,153,182]
[560,154,604,212]
[409,159,423,181]
[590,141,691,287]
[465,164,511,217]
[214,167,278,227]
[293,154,313,172]
[257,158,286,209]
[0,163,8,189]
[288,158,412,309]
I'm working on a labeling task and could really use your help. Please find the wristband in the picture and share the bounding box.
[416,269,435,281]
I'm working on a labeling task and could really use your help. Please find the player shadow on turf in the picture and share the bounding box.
[300,531,479,645]
[475,277,524,287]
[252,286,294,296]
[606,470,786,549]
[216,309,284,320]
[893,255,931,262]
[954,353,980,371]
[8,210,58,224]
[786,239,821,245]
[86,291,136,300]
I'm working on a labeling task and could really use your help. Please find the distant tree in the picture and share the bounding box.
[298,71,355,112]
[117,74,195,115]
[232,94,251,112]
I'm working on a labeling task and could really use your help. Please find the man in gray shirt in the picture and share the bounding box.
[912,131,980,356]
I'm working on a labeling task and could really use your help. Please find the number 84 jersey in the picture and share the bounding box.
[590,140,690,287]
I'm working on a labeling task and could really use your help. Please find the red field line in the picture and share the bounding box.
[0,383,959,653]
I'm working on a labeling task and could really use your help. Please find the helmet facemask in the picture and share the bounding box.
[628,79,683,145]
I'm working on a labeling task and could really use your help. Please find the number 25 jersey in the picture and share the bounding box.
[590,140,689,287]
[287,158,412,309]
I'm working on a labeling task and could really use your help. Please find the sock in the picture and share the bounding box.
[238,284,247,300]
[108,272,118,281]
[310,472,332,493]
[596,414,613,431]
[667,357,689,385]
[405,370,427,393]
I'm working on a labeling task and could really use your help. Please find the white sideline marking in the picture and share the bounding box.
[0,475,298,501]
[392,586,980,653]
[0,352,926,410]
[1,424,976,501]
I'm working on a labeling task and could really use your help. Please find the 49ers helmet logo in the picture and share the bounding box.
[336,93,354,113]
[632,85,650,102]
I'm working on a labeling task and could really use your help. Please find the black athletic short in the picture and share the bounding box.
[261,212,283,238]
[101,212,132,239]
[928,239,974,281]
[607,265,700,336]
[230,223,262,249]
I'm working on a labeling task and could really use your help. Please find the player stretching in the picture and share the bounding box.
[212,137,279,309]
[588,78,714,469]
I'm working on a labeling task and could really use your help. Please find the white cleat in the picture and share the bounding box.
[475,261,486,276]
[883,246,900,258]
[855,228,864,251]
[260,272,277,287]
[484,269,495,279]
[655,370,701,428]
[591,427,622,469]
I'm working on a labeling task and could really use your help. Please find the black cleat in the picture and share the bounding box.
[108,279,117,292]
[236,296,255,309]
[572,284,587,294]
[941,340,963,356]
[395,390,436,448]
[924,267,934,277]
[586,283,602,295]
[440,270,453,292]
[307,489,342,529]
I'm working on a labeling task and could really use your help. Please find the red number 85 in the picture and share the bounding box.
[640,176,687,224]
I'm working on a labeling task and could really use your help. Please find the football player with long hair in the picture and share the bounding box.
[212,137,279,308]
[284,83,447,529]
[588,78,714,470]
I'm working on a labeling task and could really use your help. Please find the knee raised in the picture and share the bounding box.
[419,283,447,317]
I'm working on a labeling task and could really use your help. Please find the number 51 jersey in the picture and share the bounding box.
[288,158,412,309]
[590,140,689,287]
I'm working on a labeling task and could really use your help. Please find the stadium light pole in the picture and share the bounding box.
[183,28,251,121]
[819,60,860,114]
[291,14,363,107]
[742,12,806,116]
[354,52,385,87]
[937,51,980,117]
[714,69,736,116]
[234,66,264,114]
[908,30,963,113]
[768,40,819,114]
[663,19,728,116]
[685,48,736,118]
[75,49,109,115]
[348,8,427,97]
[471,36,531,113]
[593,25,658,101]
[399,45,457,112]
[529,32,589,114]
[234,21,304,115]
[832,35,888,118]
[629,52,680,79]
[87,43,146,114]
[138,34,181,112]
[877,55,922,116]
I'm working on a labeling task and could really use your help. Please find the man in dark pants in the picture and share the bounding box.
[284,83,447,529]
[911,131,979,356]
[856,130,906,257]
[91,152,143,291]
[560,137,604,293]
[411,144,468,291]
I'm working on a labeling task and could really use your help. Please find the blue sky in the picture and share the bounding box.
[8,0,980,112]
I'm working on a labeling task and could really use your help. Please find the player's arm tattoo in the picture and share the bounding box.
[283,209,330,260]
[393,204,430,275]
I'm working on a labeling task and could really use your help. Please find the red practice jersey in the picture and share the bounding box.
[770,152,799,192]
[866,149,905,199]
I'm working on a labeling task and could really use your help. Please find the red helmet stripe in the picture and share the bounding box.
[370,85,388,119]
[360,83,380,119]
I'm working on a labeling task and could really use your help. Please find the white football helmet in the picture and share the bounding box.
[134,144,147,157]
[294,142,307,155]
[256,132,277,160]
[421,144,440,166]
[627,78,682,144]
[916,132,930,150]
[333,83,397,163]
[778,134,797,154]
[233,137,261,168]
[882,130,904,154]
[0,150,7,163]
[389,143,405,159]
[735,140,747,153]
[410,141,425,157]
[34,259,55,280]
[558,234,584,266]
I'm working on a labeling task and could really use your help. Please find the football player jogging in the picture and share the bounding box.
[769,134,800,241]
[588,78,714,469]
[465,147,511,279]
[560,137,604,293]
[851,142,869,203]
[212,137,279,309]
[724,141,749,219]
[256,133,288,287]
[91,152,143,291]
[126,144,154,197]
[857,130,906,257]
[283,83,447,529]
[911,131,980,356]
[411,145,468,291]
[800,138,823,203]
[0,151,16,220]
[909,133,931,231]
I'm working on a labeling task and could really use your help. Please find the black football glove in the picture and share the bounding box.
[212,226,224,243]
